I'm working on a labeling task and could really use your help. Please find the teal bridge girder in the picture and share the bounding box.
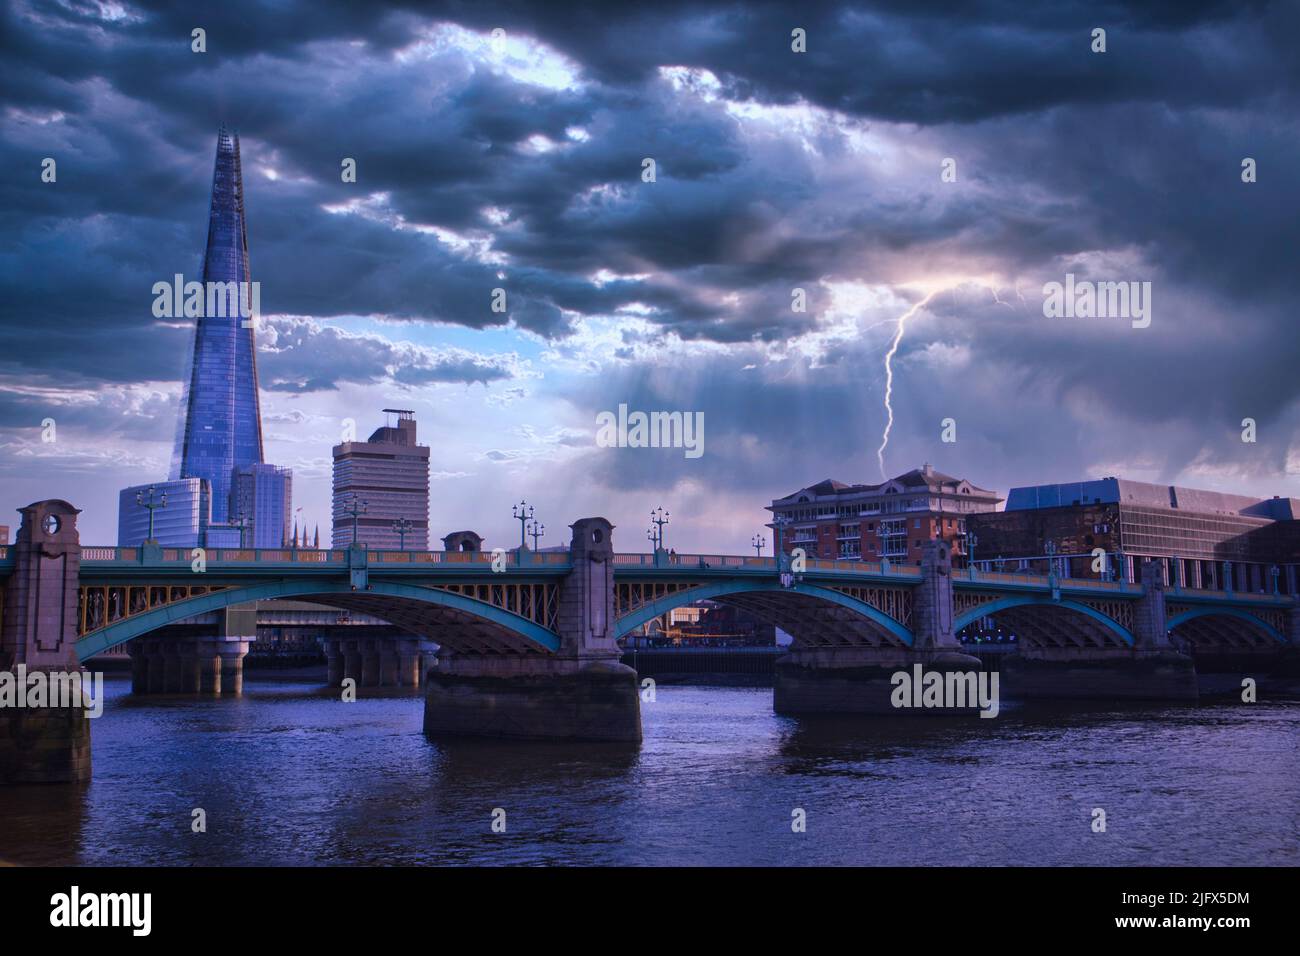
[0,545,1292,660]
[614,578,918,648]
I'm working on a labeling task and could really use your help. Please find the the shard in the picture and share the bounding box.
[171,127,264,523]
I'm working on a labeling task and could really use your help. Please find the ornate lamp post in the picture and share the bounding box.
[528,520,545,551]
[391,517,412,551]
[344,495,368,548]
[512,500,534,552]
[966,530,979,580]
[1270,564,1280,595]
[650,507,669,551]
[752,533,765,557]
[135,485,167,543]
[234,510,251,550]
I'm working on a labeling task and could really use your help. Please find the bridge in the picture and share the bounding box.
[2,499,1297,783]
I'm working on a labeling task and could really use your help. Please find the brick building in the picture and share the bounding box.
[767,464,1002,566]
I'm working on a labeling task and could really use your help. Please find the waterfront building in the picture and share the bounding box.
[968,477,1300,592]
[331,409,430,549]
[768,464,1002,566]
[116,478,211,548]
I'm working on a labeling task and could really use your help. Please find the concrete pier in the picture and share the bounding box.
[424,657,641,740]
[423,517,642,742]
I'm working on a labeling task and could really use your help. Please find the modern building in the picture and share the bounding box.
[117,478,211,548]
[968,477,1300,593]
[171,126,265,525]
[331,409,430,549]
[231,463,292,548]
[768,464,1002,566]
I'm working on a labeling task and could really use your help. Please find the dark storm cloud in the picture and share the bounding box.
[1,0,1297,501]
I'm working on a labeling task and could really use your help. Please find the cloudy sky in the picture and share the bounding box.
[2,0,1298,550]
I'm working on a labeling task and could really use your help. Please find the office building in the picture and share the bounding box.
[968,477,1300,592]
[116,478,211,548]
[231,463,292,548]
[331,409,430,549]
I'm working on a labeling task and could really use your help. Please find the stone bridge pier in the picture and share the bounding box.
[1001,558,1198,701]
[324,634,428,688]
[422,517,642,742]
[0,500,92,784]
[773,541,985,714]
[128,605,254,696]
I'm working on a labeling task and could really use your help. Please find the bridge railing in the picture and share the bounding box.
[1166,585,1292,604]
[610,553,923,576]
[965,569,1142,591]
[72,546,571,568]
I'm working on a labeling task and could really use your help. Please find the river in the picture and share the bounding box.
[1,675,1295,866]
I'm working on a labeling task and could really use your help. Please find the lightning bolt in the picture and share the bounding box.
[876,289,941,479]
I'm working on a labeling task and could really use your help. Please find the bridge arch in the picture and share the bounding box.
[75,579,561,662]
[615,579,914,648]
[954,595,1135,648]
[1166,606,1287,648]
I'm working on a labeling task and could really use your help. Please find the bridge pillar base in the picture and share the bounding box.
[0,680,92,785]
[324,640,344,687]
[1001,649,1198,701]
[423,657,641,742]
[773,648,985,715]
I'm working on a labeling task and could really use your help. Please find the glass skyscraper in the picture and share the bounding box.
[171,126,265,524]
[231,463,293,548]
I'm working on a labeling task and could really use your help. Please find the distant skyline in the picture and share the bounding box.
[2,1,1298,550]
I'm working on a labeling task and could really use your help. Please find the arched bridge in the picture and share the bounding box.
[0,539,1292,666]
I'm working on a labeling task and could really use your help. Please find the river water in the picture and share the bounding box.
[1,675,1296,866]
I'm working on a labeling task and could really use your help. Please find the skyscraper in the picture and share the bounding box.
[171,126,264,524]
[332,410,430,549]
[230,464,292,548]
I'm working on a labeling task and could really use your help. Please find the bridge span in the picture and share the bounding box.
[2,499,1297,783]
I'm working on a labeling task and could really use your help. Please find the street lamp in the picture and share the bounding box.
[1270,564,1280,595]
[233,510,251,550]
[1045,539,1058,579]
[391,517,412,551]
[528,520,545,551]
[135,485,167,543]
[344,495,367,548]
[752,534,765,557]
[512,501,534,552]
[650,507,669,551]
[966,530,979,580]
